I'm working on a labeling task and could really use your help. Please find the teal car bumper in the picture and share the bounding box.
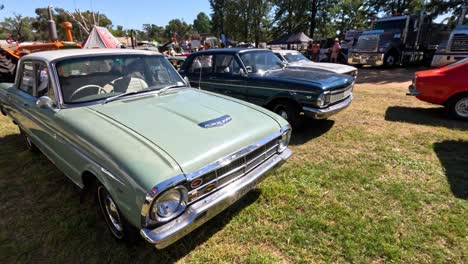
[140,148,292,249]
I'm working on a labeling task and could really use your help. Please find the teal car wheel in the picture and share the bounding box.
[97,184,137,242]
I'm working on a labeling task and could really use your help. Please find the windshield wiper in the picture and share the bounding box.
[156,84,187,94]
[102,90,150,104]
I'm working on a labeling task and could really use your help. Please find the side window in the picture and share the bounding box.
[189,55,213,73]
[19,62,34,95]
[35,62,51,98]
[214,55,241,75]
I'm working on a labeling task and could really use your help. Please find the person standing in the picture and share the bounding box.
[330,38,341,63]
[311,41,320,62]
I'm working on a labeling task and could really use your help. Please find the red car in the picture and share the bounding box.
[407,58,468,120]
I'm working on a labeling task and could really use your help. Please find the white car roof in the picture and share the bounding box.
[273,50,301,55]
[22,48,161,62]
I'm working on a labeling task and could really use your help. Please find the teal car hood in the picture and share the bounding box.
[87,88,282,174]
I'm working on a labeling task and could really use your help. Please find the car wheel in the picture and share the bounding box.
[273,101,301,128]
[96,183,137,242]
[384,53,397,67]
[19,128,39,153]
[447,94,468,121]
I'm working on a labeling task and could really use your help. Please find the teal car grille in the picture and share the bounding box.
[186,137,279,203]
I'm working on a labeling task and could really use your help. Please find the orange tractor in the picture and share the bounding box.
[0,5,81,82]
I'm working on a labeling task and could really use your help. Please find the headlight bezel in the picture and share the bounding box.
[150,185,188,223]
[278,128,291,153]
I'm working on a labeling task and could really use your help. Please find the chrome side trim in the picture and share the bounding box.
[196,81,323,95]
[140,148,292,249]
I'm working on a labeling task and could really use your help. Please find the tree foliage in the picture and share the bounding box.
[165,19,192,41]
[193,12,212,33]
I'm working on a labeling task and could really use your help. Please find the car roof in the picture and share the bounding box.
[273,50,301,55]
[22,48,161,62]
[192,48,270,55]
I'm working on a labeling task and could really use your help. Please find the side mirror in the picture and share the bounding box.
[239,68,248,77]
[183,76,191,86]
[245,66,253,73]
[36,96,57,112]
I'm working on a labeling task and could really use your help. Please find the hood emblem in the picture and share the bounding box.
[198,115,232,128]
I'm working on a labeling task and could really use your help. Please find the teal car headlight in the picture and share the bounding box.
[278,129,291,152]
[151,186,188,222]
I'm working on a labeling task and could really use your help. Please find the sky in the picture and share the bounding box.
[0,0,212,30]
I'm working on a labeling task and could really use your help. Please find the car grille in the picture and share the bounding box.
[327,83,353,105]
[185,138,280,203]
[356,35,379,52]
[449,34,468,52]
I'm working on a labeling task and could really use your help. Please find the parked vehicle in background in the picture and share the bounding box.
[349,13,450,67]
[0,48,292,249]
[341,30,363,62]
[273,49,358,79]
[431,25,468,67]
[407,58,468,120]
[179,48,355,128]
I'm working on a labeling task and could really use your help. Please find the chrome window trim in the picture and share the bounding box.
[140,124,290,227]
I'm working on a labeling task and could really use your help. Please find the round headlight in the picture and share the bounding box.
[278,129,291,152]
[315,93,325,107]
[151,186,188,222]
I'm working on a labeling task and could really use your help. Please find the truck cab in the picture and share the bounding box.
[431,25,468,67]
[349,14,448,67]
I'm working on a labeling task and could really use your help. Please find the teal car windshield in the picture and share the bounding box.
[240,51,284,73]
[56,55,185,104]
[284,52,309,63]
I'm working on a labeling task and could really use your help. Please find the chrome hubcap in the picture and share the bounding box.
[104,195,123,232]
[277,109,288,120]
[455,98,468,117]
[386,56,395,65]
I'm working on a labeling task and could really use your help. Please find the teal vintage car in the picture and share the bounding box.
[0,49,292,249]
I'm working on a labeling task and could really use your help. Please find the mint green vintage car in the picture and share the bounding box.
[0,49,292,249]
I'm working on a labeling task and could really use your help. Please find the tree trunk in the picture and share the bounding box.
[309,0,318,39]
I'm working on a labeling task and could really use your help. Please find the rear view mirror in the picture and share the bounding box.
[245,66,253,73]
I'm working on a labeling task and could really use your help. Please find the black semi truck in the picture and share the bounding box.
[348,13,450,67]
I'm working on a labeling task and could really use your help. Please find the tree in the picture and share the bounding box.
[142,24,166,42]
[110,25,126,37]
[0,14,35,41]
[193,12,212,33]
[363,0,424,16]
[427,0,467,26]
[209,0,226,36]
[165,19,192,42]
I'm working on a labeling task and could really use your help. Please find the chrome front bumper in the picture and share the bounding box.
[348,53,384,66]
[140,148,292,249]
[406,84,421,96]
[303,95,353,119]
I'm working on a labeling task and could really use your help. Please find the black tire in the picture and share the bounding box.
[446,93,468,121]
[19,128,40,153]
[384,52,397,67]
[96,183,138,243]
[273,101,302,128]
[0,51,17,83]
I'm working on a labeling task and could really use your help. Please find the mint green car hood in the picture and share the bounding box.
[87,88,282,174]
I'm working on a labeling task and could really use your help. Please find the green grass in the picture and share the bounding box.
[0,68,467,263]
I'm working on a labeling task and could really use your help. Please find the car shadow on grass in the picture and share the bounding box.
[290,119,335,145]
[433,141,468,199]
[0,132,264,263]
[385,106,468,130]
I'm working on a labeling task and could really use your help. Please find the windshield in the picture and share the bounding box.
[240,51,284,73]
[56,55,185,104]
[283,52,310,63]
[445,58,468,68]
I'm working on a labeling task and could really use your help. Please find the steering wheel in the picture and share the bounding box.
[69,84,107,101]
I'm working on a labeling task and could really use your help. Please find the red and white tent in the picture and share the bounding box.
[83,26,121,49]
